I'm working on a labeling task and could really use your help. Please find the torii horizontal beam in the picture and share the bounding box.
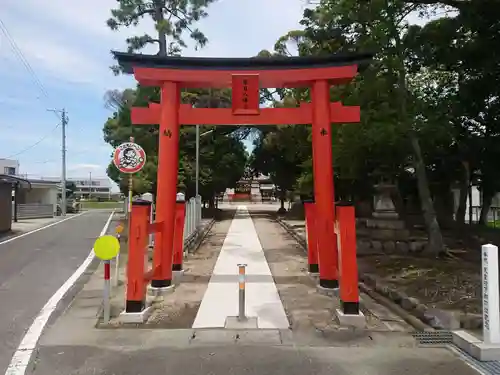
[131,102,360,126]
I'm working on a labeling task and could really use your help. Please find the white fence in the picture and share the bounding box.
[184,195,202,241]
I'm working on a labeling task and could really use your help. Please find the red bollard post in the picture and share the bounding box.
[336,204,360,315]
[125,200,152,313]
[172,201,186,271]
[304,200,319,274]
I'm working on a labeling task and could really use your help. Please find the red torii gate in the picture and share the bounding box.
[113,52,372,297]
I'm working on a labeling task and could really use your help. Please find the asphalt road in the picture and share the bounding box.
[0,211,112,374]
[30,344,481,375]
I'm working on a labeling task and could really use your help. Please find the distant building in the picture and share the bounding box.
[68,177,112,199]
[224,174,276,202]
[0,158,19,176]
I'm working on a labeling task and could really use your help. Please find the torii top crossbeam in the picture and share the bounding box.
[113,51,373,89]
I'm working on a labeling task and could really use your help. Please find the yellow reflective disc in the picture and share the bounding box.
[93,235,120,260]
[115,224,124,234]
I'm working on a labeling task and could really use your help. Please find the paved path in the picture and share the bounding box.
[193,206,289,329]
[0,211,113,374]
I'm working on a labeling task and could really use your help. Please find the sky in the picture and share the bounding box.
[0,1,430,188]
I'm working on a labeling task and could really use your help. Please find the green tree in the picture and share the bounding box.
[103,86,248,201]
[251,123,311,211]
[106,0,216,72]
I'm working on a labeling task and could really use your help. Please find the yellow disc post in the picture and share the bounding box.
[93,235,120,260]
[115,224,124,234]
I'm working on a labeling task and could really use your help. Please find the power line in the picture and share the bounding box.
[0,16,64,159]
[0,18,56,111]
[5,124,60,159]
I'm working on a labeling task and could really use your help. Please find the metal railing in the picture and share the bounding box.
[184,195,202,240]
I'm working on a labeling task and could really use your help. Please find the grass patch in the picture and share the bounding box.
[80,201,124,209]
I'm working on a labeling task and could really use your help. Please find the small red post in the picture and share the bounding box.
[336,204,359,314]
[104,262,111,280]
[172,201,186,271]
[304,201,319,274]
[125,200,151,313]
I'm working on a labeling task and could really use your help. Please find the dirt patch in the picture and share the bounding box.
[252,213,402,332]
[358,255,481,314]
[145,215,233,328]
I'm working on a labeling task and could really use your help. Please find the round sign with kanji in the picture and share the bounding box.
[113,142,146,174]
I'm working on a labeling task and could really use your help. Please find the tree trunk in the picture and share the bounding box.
[480,189,494,226]
[209,196,215,209]
[455,162,470,226]
[410,135,445,253]
[154,0,167,56]
[278,190,287,214]
[387,2,445,255]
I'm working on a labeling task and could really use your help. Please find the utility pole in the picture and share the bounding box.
[195,128,216,198]
[61,109,67,216]
[89,171,92,200]
[48,108,67,216]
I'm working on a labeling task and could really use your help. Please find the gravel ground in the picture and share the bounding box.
[145,212,234,328]
[251,213,409,333]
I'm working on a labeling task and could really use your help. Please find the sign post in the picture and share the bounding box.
[482,244,500,344]
[93,235,121,324]
[112,137,146,215]
[114,224,124,288]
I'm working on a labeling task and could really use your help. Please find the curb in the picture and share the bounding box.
[185,218,216,254]
[275,216,436,332]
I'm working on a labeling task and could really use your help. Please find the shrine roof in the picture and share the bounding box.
[112,51,374,74]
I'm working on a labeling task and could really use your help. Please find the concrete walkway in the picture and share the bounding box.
[192,206,289,329]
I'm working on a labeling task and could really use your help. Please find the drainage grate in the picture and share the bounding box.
[411,331,500,374]
[452,346,500,375]
[412,331,453,345]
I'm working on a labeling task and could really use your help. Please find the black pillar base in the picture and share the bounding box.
[125,300,144,313]
[341,301,360,315]
[151,279,172,288]
[172,264,183,271]
[308,264,319,273]
[319,278,339,289]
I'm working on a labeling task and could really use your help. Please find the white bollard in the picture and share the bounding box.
[141,193,154,247]
[482,244,500,344]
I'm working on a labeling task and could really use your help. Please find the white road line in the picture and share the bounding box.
[4,210,115,375]
[0,211,88,246]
